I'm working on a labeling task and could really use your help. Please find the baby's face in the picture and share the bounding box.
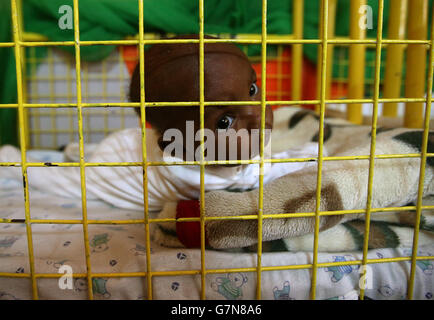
[148,49,273,162]
[201,53,273,162]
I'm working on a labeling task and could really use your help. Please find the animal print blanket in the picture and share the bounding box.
[154,106,434,252]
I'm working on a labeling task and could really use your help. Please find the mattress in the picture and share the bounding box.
[0,151,433,300]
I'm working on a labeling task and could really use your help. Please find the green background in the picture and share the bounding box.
[0,0,432,146]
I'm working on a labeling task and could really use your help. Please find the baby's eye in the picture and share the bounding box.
[216,114,234,130]
[249,83,258,97]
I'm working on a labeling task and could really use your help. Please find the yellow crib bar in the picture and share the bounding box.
[347,0,367,125]
[72,0,94,300]
[359,0,385,300]
[17,0,30,149]
[198,0,207,300]
[404,0,428,128]
[4,0,434,301]
[382,0,408,118]
[291,0,304,101]
[315,0,336,114]
[137,0,154,300]
[11,0,38,300]
[407,5,434,300]
[310,0,329,300]
[255,0,268,300]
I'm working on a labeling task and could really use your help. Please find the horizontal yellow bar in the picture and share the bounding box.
[1,39,312,47]
[1,152,432,168]
[28,94,122,99]
[19,41,76,47]
[0,98,428,109]
[21,29,432,45]
[0,42,14,47]
[31,219,146,224]
[151,204,434,222]
[330,38,429,45]
[0,273,30,278]
[1,204,433,226]
[26,74,284,81]
[2,255,433,280]
[293,256,434,270]
[1,38,428,48]
[154,203,433,222]
[28,110,131,116]
[125,33,297,41]
[36,272,147,279]
[28,129,122,134]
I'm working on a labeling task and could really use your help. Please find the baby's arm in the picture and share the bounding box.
[0,145,90,200]
[0,129,201,212]
[0,130,147,208]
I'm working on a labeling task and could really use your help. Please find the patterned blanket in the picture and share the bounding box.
[153,107,434,252]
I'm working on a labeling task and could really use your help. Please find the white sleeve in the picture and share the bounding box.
[0,130,169,212]
[0,144,90,200]
[84,128,200,212]
[1,128,250,213]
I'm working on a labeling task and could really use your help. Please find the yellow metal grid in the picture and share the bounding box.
[359,0,384,300]
[0,0,434,300]
[383,0,408,118]
[407,0,434,299]
[137,0,152,300]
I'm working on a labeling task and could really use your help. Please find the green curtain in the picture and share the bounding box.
[0,1,18,146]
[0,0,432,146]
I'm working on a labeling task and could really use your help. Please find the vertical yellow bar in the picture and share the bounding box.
[102,58,109,135]
[118,46,126,129]
[347,0,366,125]
[11,0,38,299]
[22,68,30,150]
[336,48,347,98]
[48,49,58,148]
[359,0,384,300]
[315,0,336,114]
[382,0,408,118]
[292,0,304,101]
[30,47,41,148]
[72,0,93,300]
[66,52,74,142]
[137,0,153,300]
[17,0,30,149]
[255,0,267,301]
[404,0,428,128]
[310,0,328,300]
[84,63,90,142]
[407,12,434,300]
[198,0,207,301]
[277,45,283,101]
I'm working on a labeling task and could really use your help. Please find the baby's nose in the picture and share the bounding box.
[245,107,272,131]
[244,107,263,131]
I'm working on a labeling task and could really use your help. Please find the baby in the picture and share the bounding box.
[129,35,273,163]
[125,36,321,210]
[0,36,321,214]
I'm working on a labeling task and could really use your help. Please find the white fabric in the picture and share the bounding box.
[0,185,432,300]
[0,128,322,213]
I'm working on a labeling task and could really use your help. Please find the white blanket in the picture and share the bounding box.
[0,185,433,300]
[2,127,434,300]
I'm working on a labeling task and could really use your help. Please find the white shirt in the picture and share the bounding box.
[0,128,323,212]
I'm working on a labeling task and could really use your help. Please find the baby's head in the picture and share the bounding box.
[129,35,273,162]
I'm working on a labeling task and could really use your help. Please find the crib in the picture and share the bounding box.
[0,0,433,300]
